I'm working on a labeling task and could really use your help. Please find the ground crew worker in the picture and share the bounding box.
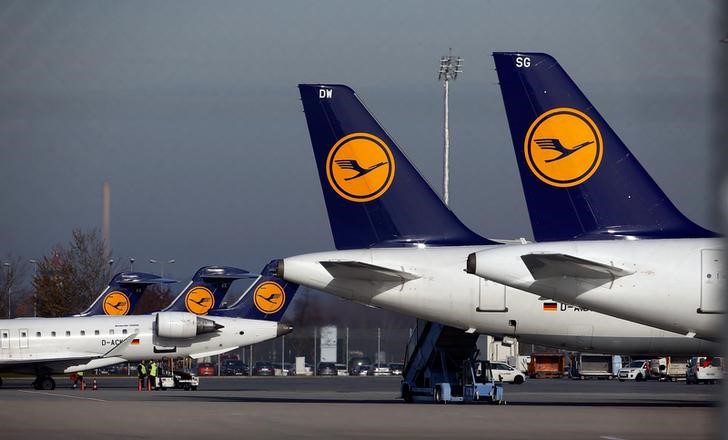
[75,371,85,390]
[137,360,147,390]
[149,360,158,390]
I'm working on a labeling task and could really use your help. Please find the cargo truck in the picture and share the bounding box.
[527,353,565,379]
[569,354,616,379]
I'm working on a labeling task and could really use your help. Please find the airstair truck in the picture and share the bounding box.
[400,321,505,404]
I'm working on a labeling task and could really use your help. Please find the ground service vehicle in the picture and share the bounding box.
[528,353,565,378]
[618,360,650,381]
[405,359,504,404]
[490,362,525,384]
[570,354,615,380]
[158,370,199,391]
[686,356,723,384]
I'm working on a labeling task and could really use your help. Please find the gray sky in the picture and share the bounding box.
[0,0,722,283]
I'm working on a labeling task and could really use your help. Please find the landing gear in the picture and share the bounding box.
[33,375,55,390]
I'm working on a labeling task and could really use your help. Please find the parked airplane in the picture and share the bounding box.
[0,266,298,390]
[275,83,718,358]
[466,52,723,341]
[77,272,176,316]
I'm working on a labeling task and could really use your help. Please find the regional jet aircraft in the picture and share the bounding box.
[466,52,723,341]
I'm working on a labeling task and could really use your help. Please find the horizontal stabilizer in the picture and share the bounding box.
[521,253,634,280]
[320,261,420,282]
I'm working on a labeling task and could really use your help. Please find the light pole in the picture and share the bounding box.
[2,262,10,318]
[29,259,38,317]
[129,257,135,271]
[437,48,463,207]
[149,259,175,277]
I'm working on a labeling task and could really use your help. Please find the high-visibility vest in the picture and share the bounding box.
[138,364,147,375]
[150,362,158,377]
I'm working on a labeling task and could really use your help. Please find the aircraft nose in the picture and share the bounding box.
[466,253,477,274]
[276,322,293,337]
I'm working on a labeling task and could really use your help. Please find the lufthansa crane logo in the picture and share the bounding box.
[185,286,215,315]
[103,291,130,315]
[326,132,395,203]
[253,281,286,314]
[524,108,603,187]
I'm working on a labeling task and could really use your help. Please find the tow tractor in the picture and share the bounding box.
[400,321,505,404]
[158,369,199,391]
[433,359,504,404]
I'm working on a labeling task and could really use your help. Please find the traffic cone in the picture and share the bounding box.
[147,378,152,391]
[80,380,85,391]
[138,379,142,391]
[92,379,97,391]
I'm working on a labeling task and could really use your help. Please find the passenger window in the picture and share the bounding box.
[65,331,71,337]
[1,332,7,338]
[21,331,26,338]
[109,329,114,335]
[122,329,127,335]
[80,331,85,336]
[51,331,56,337]
[36,332,41,337]
[94,330,100,335]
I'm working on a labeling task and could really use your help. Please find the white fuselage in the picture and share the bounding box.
[281,246,719,355]
[470,238,724,341]
[0,313,282,375]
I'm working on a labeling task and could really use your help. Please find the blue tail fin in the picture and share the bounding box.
[162,266,257,315]
[493,52,716,241]
[298,84,494,249]
[210,260,299,321]
[78,272,176,316]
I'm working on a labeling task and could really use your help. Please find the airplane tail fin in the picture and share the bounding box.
[162,266,257,315]
[492,52,716,241]
[78,272,176,316]
[210,260,299,322]
[298,84,494,249]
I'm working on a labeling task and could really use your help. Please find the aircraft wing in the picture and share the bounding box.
[521,253,635,280]
[320,261,420,282]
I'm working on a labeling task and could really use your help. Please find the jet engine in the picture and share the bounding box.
[155,312,223,339]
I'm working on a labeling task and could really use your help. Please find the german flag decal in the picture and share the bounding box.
[543,302,558,312]
[131,339,140,345]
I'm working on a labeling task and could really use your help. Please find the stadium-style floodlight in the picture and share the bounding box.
[438,49,463,206]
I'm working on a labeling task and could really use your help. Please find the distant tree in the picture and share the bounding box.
[0,254,28,318]
[134,284,175,314]
[33,229,112,317]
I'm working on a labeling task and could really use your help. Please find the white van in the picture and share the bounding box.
[686,356,723,384]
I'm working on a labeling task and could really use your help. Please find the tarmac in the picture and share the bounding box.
[0,375,719,439]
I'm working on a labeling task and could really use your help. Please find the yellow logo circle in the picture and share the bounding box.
[253,281,286,314]
[326,132,395,203]
[185,286,215,315]
[524,108,603,187]
[103,291,130,315]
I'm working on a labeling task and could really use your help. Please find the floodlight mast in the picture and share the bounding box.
[438,49,462,206]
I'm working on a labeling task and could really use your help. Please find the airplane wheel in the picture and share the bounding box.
[433,386,443,404]
[39,377,55,390]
